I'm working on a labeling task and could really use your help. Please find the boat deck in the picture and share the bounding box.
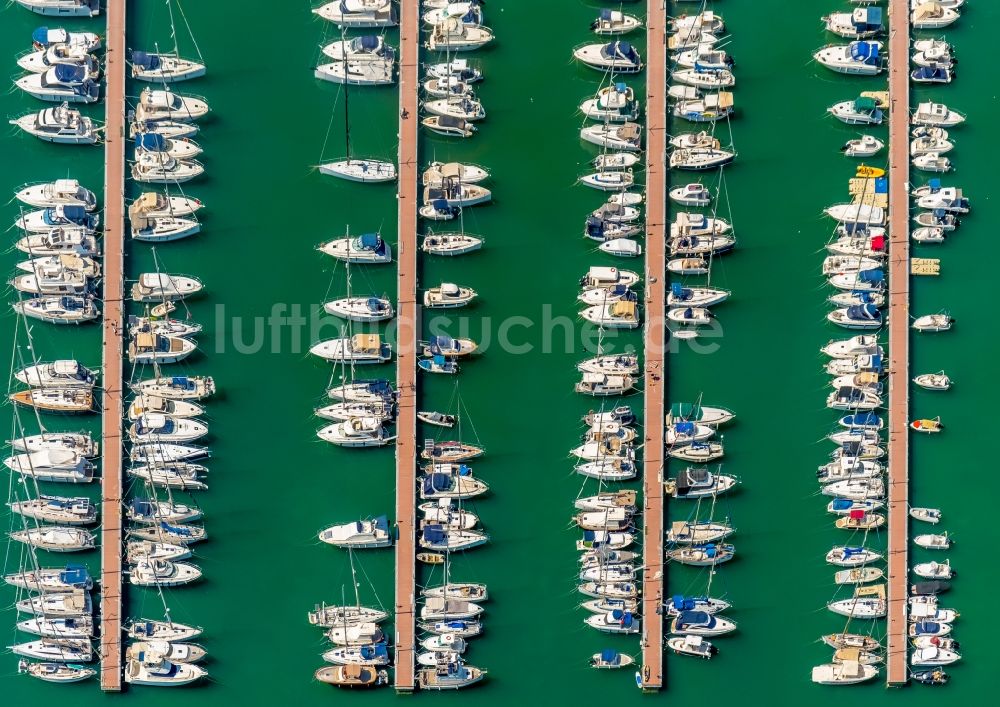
[640,0,667,691]
[99,0,126,693]
[886,0,911,686]
[393,0,419,692]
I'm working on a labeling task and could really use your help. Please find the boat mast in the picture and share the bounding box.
[341,29,352,163]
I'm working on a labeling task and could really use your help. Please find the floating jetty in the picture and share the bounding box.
[640,0,667,691]
[885,0,911,686]
[100,0,127,692]
[393,0,419,692]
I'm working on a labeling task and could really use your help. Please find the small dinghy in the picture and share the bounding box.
[914,532,950,550]
[417,411,456,428]
[910,507,942,523]
[911,669,950,685]
[911,417,942,433]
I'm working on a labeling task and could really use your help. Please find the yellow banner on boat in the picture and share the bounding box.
[856,166,885,178]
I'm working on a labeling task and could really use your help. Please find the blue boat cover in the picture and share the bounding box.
[586,216,606,238]
[135,133,168,151]
[170,376,195,389]
[674,421,695,435]
[359,35,379,50]
[423,473,453,494]
[858,269,884,283]
[360,643,388,659]
[373,515,389,532]
[600,9,612,20]
[672,595,695,610]
[582,530,597,541]
[60,565,91,585]
[850,42,879,62]
[423,525,447,544]
[359,233,381,249]
[865,7,883,25]
[366,297,384,310]
[914,621,939,633]
[131,51,162,70]
[615,81,627,93]
[874,177,888,193]
[843,412,881,427]
[927,178,941,190]
[443,621,468,630]
[616,42,634,59]
[843,546,864,557]
[599,648,618,662]
[54,63,87,83]
[676,610,709,627]
[429,335,457,351]
[457,464,471,476]
[670,283,687,298]
[845,304,880,320]
[32,27,52,45]
[130,499,155,516]
[56,205,87,221]
[431,198,449,211]
[159,521,193,536]
[832,499,854,511]
[432,354,447,367]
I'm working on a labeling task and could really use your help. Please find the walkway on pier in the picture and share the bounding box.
[885,0,911,686]
[393,0,419,692]
[640,0,667,691]
[99,0,127,693]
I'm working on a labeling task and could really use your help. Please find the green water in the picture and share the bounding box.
[1,0,996,703]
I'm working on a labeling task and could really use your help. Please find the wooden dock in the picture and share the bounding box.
[99,0,127,693]
[640,0,667,691]
[885,0,910,686]
[393,0,419,692]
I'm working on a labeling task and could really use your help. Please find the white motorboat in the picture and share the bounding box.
[823,8,884,38]
[314,0,398,28]
[319,516,391,548]
[422,115,476,138]
[128,413,207,444]
[914,372,950,390]
[130,118,199,139]
[425,58,483,83]
[11,103,100,144]
[667,634,716,659]
[814,41,883,75]
[10,527,94,552]
[911,2,959,29]
[578,354,639,376]
[30,27,100,52]
[423,96,485,122]
[422,232,483,256]
[17,204,98,233]
[323,35,395,64]
[581,301,640,329]
[842,135,883,157]
[673,44,732,70]
[673,92,733,122]
[320,231,392,262]
[424,282,476,308]
[573,41,643,72]
[912,39,954,68]
[822,477,885,501]
[670,611,737,636]
[422,1,482,26]
[667,467,738,499]
[828,96,883,125]
[914,560,952,579]
[575,372,635,396]
[325,296,393,323]
[311,333,392,363]
[668,306,712,327]
[834,567,885,585]
[910,507,942,524]
[585,609,640,634]
[127,619,201,642]
[915,187,968,213]
[914,211,958,230]
[828,596,886,619]
[423,181,490,207]
[125,656,206,686]
[591,201,640,224]
[133,132,203,159]
[135,88,209,123]
[828,304,882,330]
[14,64,101,103]
[318,417,395,447]
[826,545,882,567]
[423,161,488,186]
[315,59,394,85]
[580,82,640,122]
[130,51,205,83]
[16,0,99,16]
[912,101,964,127]
[825,203,885,225]
[669,183,711,206]
[912,314,952,332]
[13,295,98,324]
[16,179,96,212]
[812,661,878,685]
[130,273,202,303]
[126,640,205,664]
[426,18,494,51]
[911,647,960,666]
[592,9,641,35]
[424,75,474,98]
[131,151,204,183]
[912,153,951,173]
[669,147,735,170]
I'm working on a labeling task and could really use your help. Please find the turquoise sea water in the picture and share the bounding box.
[1,0,996,704]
